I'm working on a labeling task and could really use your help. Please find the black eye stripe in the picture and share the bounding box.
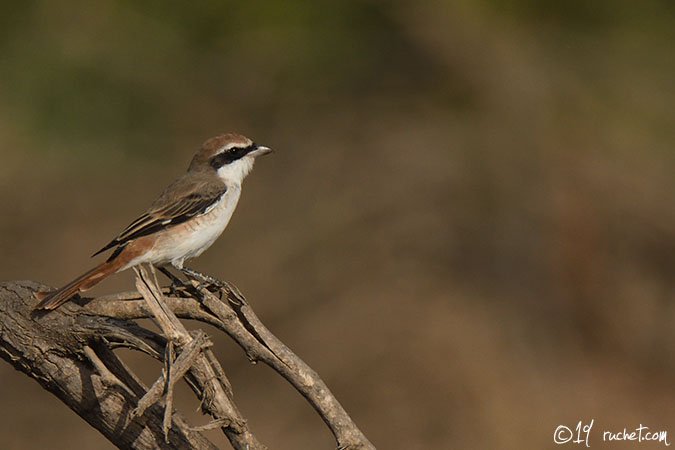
[210,144,256,169]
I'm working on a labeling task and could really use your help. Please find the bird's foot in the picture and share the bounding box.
[156,266,187,297]
[180,267,226,292]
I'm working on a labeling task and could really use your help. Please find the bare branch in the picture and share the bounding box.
[0,281,217,450]
[91,275,376,449]
[0,274,375,450]
[196,282,376,450]
[133,265,266,450]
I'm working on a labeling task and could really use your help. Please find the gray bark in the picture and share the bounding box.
[0,275,375,450]
[0,280,216,450]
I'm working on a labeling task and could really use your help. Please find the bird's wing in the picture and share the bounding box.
[92,177,227,257]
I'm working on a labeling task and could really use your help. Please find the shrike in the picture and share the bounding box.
[35,133,272,310]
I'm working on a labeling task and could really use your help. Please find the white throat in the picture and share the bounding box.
[216,156,254,185]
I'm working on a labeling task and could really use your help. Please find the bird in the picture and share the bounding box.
[34,132,272,310]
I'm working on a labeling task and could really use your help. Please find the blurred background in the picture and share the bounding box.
[1,1,674,449]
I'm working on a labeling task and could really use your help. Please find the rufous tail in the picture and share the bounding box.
[34,260,121,310]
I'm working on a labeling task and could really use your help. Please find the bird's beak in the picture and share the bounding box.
[248,145,273,158]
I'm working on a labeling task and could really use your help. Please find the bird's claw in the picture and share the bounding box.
[180,267,226,291]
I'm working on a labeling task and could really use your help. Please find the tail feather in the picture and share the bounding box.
[34,261,119,310]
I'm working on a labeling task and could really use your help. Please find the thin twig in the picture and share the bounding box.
[5,269,375,449]
[83,345,136,397]
[206,282,375,450]
[163,340,175,442]
[83,272,375,449]
[0,280,219,450]
[133,265,267,450]
[133,332,209,419]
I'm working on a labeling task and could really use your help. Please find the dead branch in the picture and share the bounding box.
[132,265,264,449]
[0,281,216,450]
[0,271,375,450]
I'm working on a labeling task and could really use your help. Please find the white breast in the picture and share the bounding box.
[139,185,242,268]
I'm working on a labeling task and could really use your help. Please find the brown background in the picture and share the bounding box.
[1,1,674,449]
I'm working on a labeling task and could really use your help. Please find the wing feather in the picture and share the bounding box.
[92,177,227,258]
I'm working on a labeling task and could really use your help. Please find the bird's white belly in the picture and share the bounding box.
[141,185,241,268]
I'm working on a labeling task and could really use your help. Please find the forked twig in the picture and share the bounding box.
[0,281,218,450]
[0,271,374,450]
[132,264,266,450]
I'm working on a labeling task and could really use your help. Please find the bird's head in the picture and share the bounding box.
[189,133,272,184]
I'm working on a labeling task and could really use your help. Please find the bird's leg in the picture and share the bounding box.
[157,265,186,296]
[179,266,226,290]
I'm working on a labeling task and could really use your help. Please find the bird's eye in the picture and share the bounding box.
[211,145,255,169]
